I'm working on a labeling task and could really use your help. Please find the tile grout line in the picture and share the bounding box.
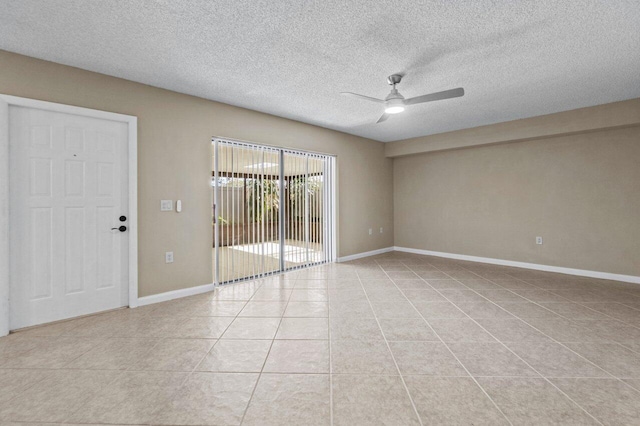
[100,282,260,424]
[373,258,514,426]
[188,282,262,381]
[437,266,617,421]
[373,257,640,407]
[286,266,334,426]
[354,264,424,426]
[325,274,334,426]
[10,362,622,378]
[472,274,640,396]
[2,366,625,379]
[2,308,195,417]
[238,271,298,426]
[448,268,640,392]
[618,341,640,356]
[475,272,640,335]
[405,261,606,425]
[456,262,640,397]
[558,299,640,332]
[510,274,640,331]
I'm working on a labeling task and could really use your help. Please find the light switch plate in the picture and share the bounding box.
[160,200,173,211]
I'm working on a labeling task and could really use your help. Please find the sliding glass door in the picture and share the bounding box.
[212,138,335,284]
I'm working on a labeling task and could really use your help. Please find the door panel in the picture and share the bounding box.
[282,150,329,271]
[29,207,53,299]
[9,106,129,330]
[64,207,85,294]
[213,142,282,283]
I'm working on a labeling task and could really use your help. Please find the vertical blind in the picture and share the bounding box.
[213,138,335,284]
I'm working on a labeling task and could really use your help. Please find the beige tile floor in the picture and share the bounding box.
[1,252,640,425]
[215,239,325,282]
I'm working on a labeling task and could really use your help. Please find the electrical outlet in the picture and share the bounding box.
[536,236,543,245]
[368,228,373,235]
[165,251,174,263]
[380,227,383,234]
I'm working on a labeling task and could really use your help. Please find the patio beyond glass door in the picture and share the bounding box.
[213,139,335,284]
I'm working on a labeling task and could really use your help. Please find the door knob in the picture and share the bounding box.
[111,226,127,232]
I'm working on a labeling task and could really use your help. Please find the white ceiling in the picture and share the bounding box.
[1,1,639,142]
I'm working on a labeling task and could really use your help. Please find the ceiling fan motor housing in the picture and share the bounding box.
[386,97,405,107]
[385,75,406,105]
[387,74,403,85]
[385,89,405,101]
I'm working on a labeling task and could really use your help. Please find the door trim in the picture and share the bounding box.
[0,94,138,336]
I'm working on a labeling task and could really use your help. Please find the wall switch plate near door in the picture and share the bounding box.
[160,200,173,211]
[165,252,174,263]
[536,236,543,245]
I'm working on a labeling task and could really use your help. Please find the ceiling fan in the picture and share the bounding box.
[341,74,464,123]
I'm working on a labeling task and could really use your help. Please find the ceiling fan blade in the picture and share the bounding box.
[341,92,385,104]
[376,113,390,124]
[405,87,464,106]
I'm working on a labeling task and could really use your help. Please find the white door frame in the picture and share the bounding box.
[0,94,138,336]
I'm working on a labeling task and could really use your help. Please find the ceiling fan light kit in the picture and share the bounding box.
[385,102,405,114]
[341,74,464,124]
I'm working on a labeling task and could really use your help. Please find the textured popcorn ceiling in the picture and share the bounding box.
[1,1,639,142]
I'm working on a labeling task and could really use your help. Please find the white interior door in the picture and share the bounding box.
[9,105,129,330]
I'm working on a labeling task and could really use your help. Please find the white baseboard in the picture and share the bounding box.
[338,247,394,263]
[136,283,216,307]
[393,246,640,284]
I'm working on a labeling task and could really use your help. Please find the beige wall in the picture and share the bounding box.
[3,48,637,296]
[0,50,393,297]
[394,125,640,276]
[385,98,640,158]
